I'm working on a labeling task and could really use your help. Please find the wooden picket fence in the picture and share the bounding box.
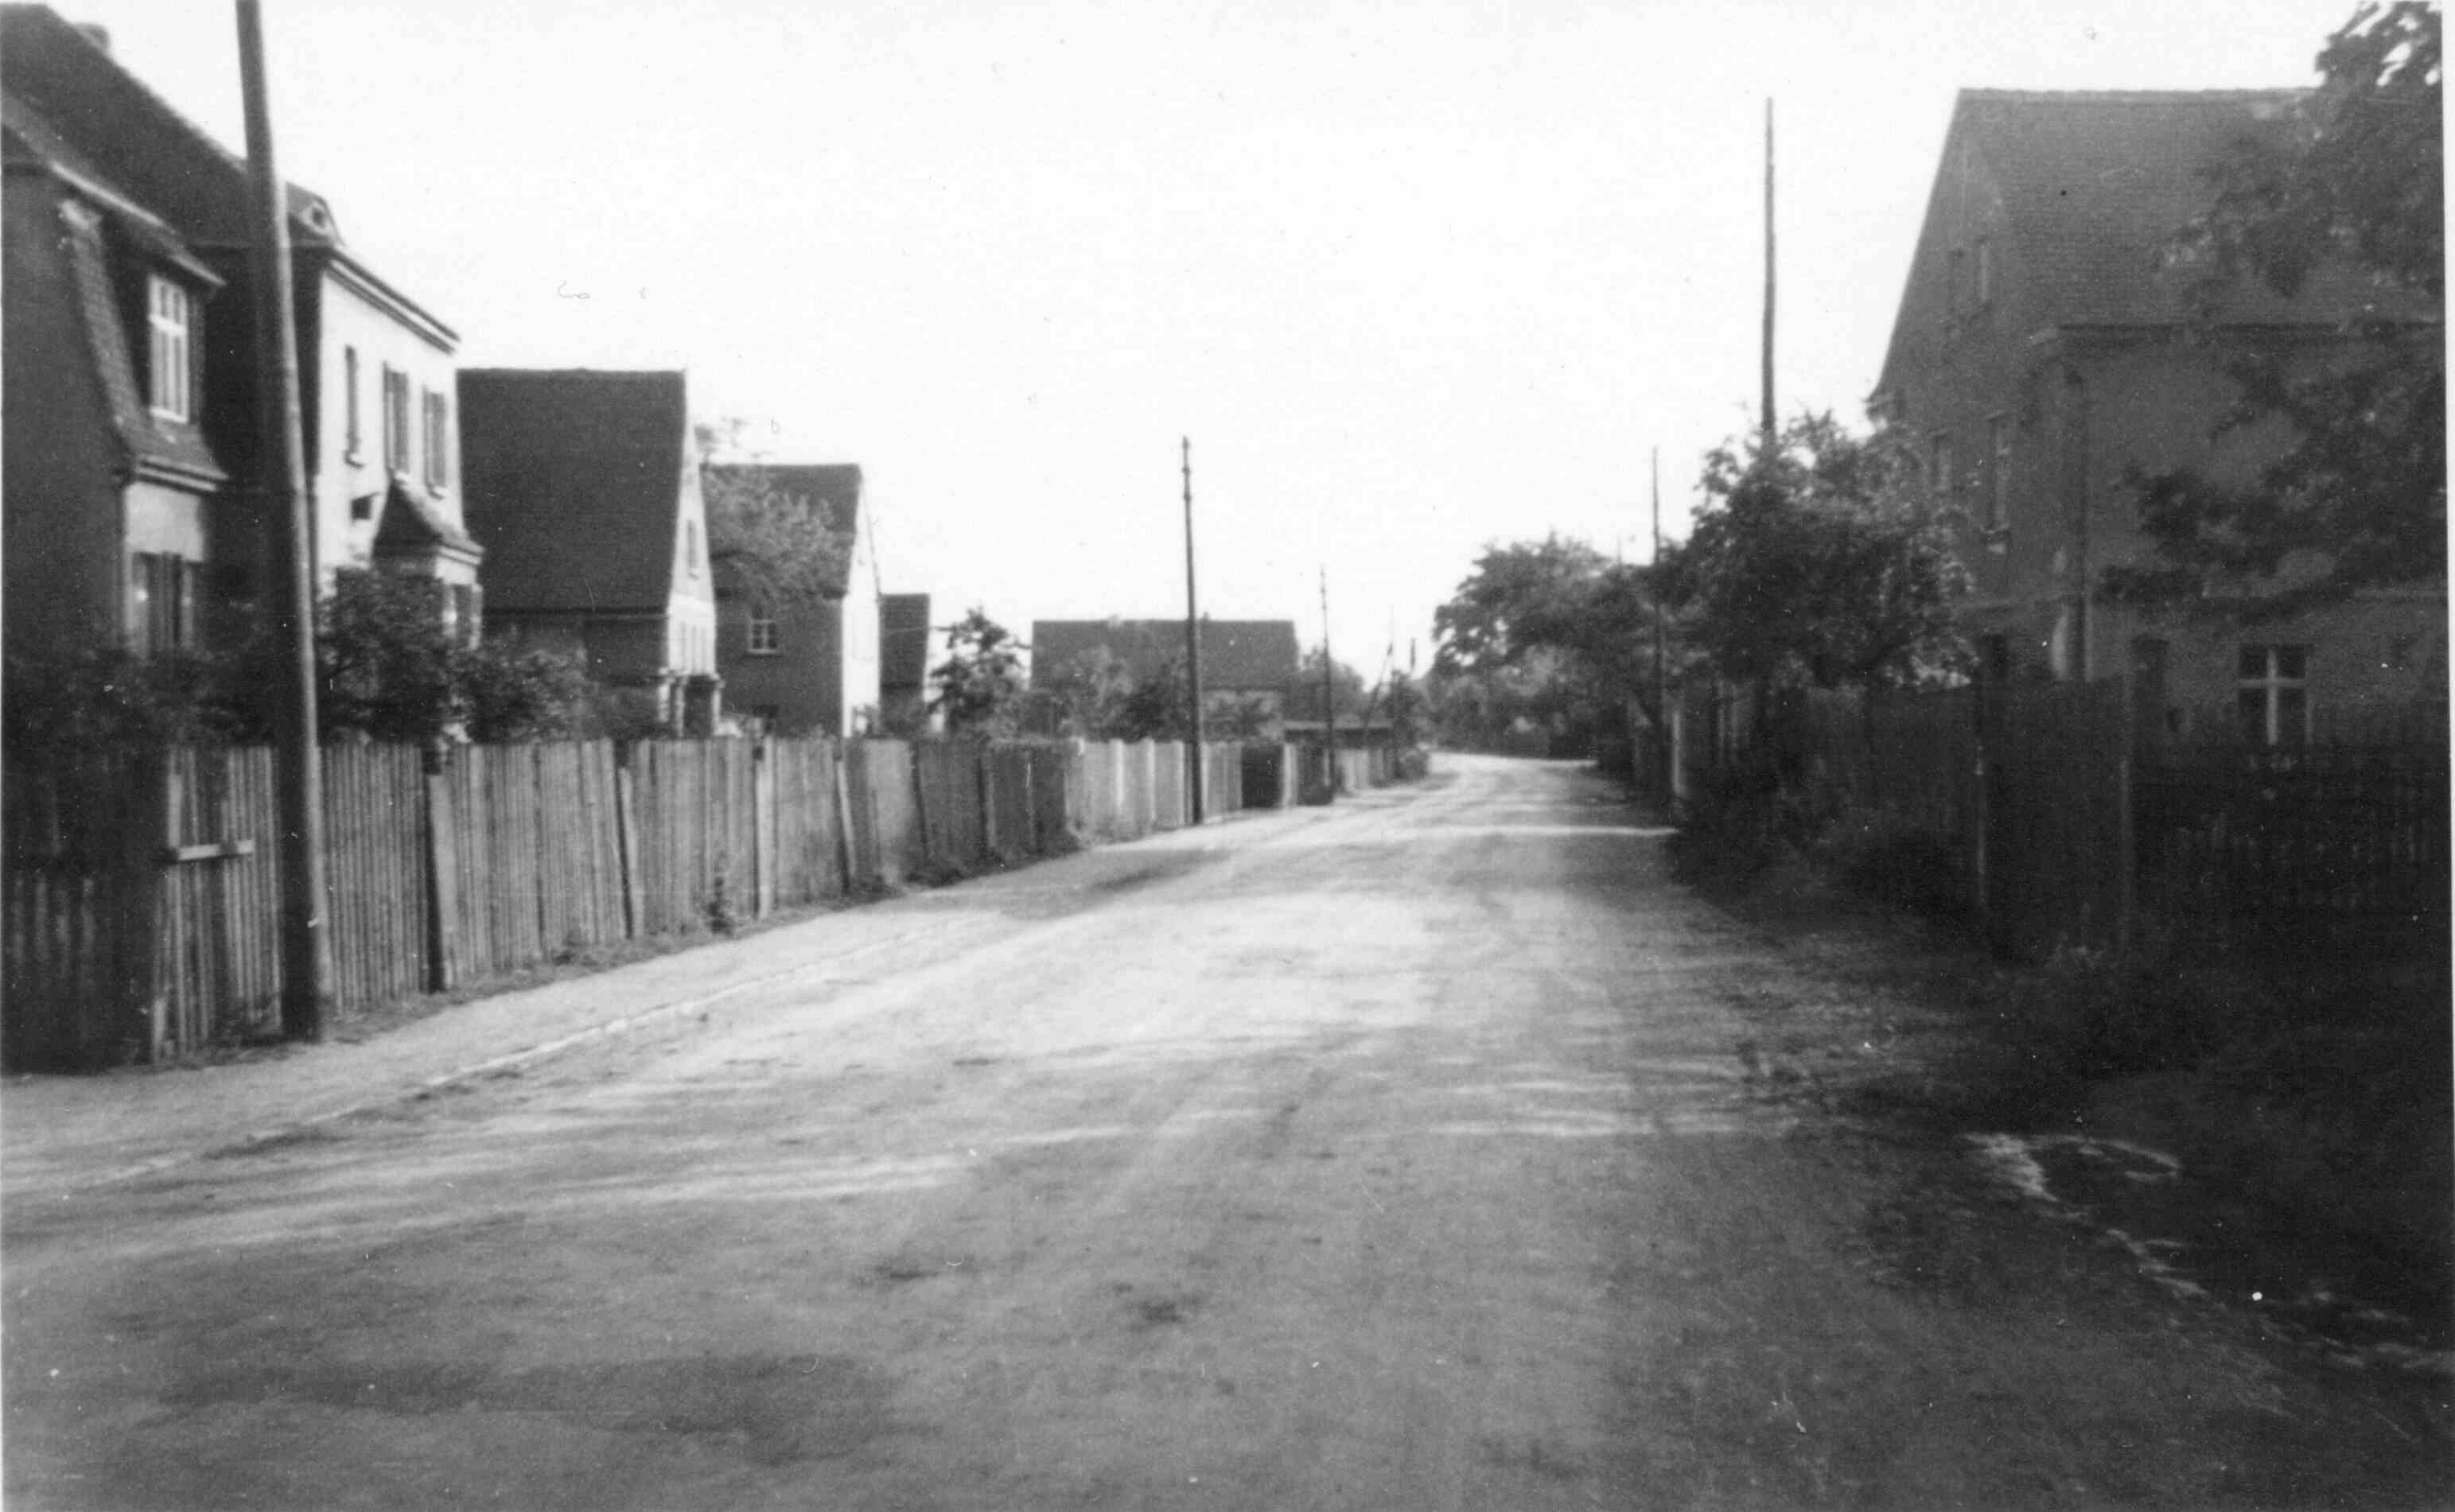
[1675,678,2447,962]
[3,735,1305,1071]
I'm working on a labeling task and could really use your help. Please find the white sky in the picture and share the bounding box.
[73,0,2356,678]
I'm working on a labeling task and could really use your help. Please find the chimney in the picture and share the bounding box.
[74,22,110,52]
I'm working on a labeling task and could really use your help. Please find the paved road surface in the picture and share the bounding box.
[5,756,2429,1508]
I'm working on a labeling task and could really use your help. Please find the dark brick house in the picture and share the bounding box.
[1869,88,2443,744]
[706,464,877,738]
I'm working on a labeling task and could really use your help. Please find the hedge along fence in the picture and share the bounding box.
[2,734,1292,1071]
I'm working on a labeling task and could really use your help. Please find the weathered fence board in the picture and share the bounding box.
[768,739,848,907]
[324,744,428,1011]
[914,741,987,872]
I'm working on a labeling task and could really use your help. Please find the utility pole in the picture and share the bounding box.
[238,0,333,1041]
[1318,566,1337,797]
[1181,437,1205,823]
[1761,97,1777,449]
[1652,445,1668,806]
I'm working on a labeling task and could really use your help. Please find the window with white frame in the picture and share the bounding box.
[747,602,780,655]
[2237,644,2309,746]
[146,277,192,421]
[422,389,450,488]
[383,366,411,472]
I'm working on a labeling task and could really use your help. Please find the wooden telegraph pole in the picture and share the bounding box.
[238,0,333,1040]
[1761,97,1777,448]
[1652,445,1668,805]
[1181,438,1205,823]
[1318,567,1337,796]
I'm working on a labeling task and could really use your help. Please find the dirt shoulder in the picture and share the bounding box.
[1673,855,2454,1506]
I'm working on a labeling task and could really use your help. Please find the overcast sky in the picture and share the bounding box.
[74,0,2357,677]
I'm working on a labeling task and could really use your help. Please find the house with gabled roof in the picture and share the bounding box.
[1030,618,1299,735]
[1,4,482,651]
[3,87,227,659]
[1869,87,2443,745]
[457,369,719,733]
[706,464,879,738]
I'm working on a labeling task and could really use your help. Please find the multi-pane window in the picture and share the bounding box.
[422,389,450,488]
[747,603,780,655]
[2237,645,2309,746]
[146,277,192,421]
[1930,433,1955,503]
[383,366,411,472]
[130,552,200,655]
[344,346,362,461]
[1984,414,2011,531]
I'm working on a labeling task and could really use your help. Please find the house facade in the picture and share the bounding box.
[457,369,718,733]
[0,4,480,655]
[1870,88,2444,744]
[707,464,879,738]
[2,87,227,659]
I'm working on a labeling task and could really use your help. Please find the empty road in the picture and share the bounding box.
[6,756,2434,1509]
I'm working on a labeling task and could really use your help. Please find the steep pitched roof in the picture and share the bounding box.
[5,92,224,488]
[1978,88,2430,326]
[1030,620,1299,691]
[879,593,933,692]
[702,463,863,597]
[0,5,456,347]
[0,4,339,250]
[457,369,691,614]
[1877,87,2437,404]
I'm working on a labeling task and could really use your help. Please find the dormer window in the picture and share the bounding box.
[146,276,192,421]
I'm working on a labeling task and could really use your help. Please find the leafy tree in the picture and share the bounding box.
[693,418,854,609]
[1286,644,1371,723]
[1432,534,1612,675]
[929,608,1029,736]
[1110,654,1192,742]
[1659,414,1968,690]
[322,569,593,744]
[1027,647,1135,738]
[2113,2,2443,616]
